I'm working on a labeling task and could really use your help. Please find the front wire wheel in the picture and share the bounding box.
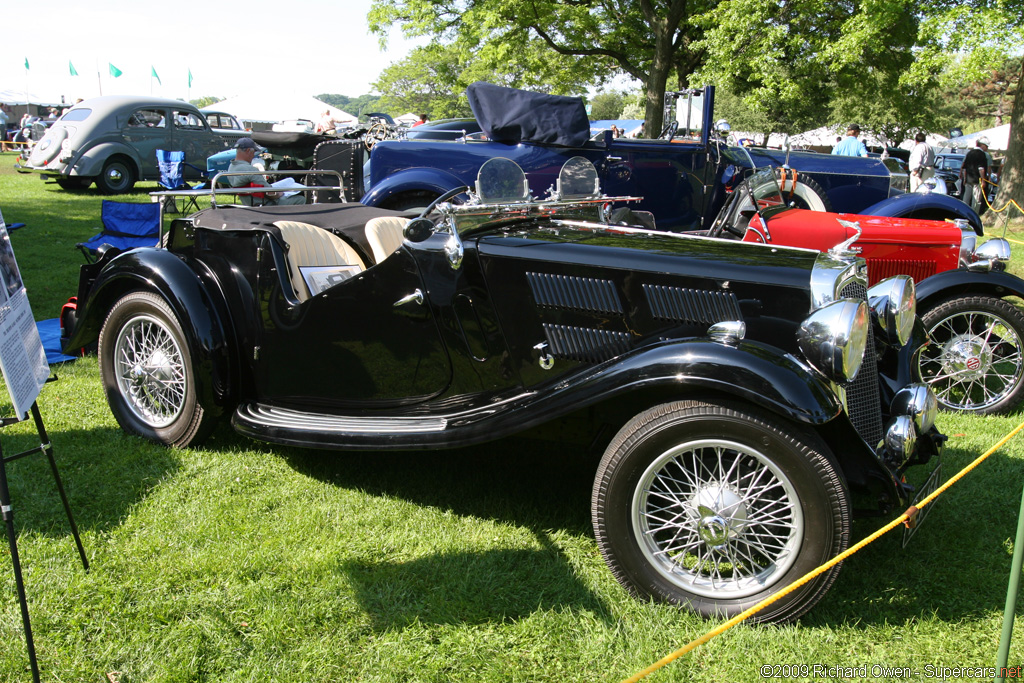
[917,295,1024,414]
[99,291,217,447]
[592,400,850,623]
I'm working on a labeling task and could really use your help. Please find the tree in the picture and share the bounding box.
[190,96,223,109]
[372,44,473,119]
[590,91,626,120]
[369,0,715,135]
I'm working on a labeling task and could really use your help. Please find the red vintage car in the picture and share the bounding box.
[709,167,1023,414]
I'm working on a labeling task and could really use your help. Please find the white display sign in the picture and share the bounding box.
[0,210,49,418]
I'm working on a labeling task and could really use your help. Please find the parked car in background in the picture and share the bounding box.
[934,153,965,198]
[202,111,247,139]
[362,83,981,233]
[16,96,239,193]
[272,119,317,134]
[62,156,943,622]
[711,165,1023,414]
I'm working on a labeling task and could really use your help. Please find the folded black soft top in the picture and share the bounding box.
[466,82,591,147]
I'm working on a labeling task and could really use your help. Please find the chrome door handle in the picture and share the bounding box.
[393,289,424,307]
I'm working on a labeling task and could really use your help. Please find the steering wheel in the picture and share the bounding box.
[418,185,470,220]
[364,122,390,151]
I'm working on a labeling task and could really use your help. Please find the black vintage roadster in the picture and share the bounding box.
[63,157,943,622]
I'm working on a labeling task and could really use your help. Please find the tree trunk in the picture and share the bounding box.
[992,59,1024,227]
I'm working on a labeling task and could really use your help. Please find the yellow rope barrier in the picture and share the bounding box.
[620,419,1024,683]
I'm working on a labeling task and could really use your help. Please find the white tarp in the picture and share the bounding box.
[939,124,1011,151]
[0,88,64,106]
[395,112,420,125]
[202,94,355,126]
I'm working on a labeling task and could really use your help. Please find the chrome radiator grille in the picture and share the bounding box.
[840,280,884,447]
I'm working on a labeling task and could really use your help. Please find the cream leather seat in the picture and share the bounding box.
[273,221,366,302]
[364,216,410,264]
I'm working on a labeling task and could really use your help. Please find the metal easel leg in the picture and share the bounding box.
[30,402,88,570]
[0,439,41,683]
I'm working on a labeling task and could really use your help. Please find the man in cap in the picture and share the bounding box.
[961,136,990,213]
[227,137,306,206]
[831,124,869,157]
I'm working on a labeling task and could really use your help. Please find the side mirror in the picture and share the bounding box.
[403,217,434,243]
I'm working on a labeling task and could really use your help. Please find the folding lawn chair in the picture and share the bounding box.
[156,149,208,214]
[76,200,161,263]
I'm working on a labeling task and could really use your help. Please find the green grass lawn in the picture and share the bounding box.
[2,153,1024,681]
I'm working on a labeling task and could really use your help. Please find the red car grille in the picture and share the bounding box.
[866,259,937,286]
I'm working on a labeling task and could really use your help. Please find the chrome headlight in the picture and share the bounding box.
[890,383,937,433]
[868,275,915,346]
[797,299,869,383]
[970,238,1011,272]
[885,415,917,465]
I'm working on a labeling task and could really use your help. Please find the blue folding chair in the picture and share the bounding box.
[156,149,207,213]
[76,200,161,262]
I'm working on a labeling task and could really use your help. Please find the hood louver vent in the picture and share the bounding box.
[644,284,742,324]
[543,324,631,363]
[526,272,623,314]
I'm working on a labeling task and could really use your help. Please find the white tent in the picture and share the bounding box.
[202,94,355,127]
[395,112,420,125]
[939,123,1011,151]
[0,89,64,106]
[898,132,948,151]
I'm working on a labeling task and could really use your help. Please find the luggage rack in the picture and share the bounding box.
[149,169,345,240]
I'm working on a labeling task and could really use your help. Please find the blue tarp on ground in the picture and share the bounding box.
[37,318,76,364]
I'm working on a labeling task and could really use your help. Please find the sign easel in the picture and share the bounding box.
[0,211,88,682]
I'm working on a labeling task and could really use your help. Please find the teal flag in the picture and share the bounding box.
[109,63,122,78]
[24,57,29,70]
[151,66,161,85]
[188,68,193,88]
[69,61,78,77]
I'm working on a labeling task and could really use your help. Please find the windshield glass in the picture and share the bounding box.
[936,156,963,171]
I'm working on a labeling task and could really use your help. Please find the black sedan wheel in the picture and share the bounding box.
[95,157,136,194]
[918,296,1024,414]
[592,400,850,623]
[99,292,216,447]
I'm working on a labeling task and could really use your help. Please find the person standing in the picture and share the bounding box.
[832,124,869,157]
[908,132,936,192]
[961,137,990,213]
[411,114,428,128]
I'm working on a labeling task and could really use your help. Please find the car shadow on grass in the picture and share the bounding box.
[804,441,1024,628]
[280,437,615,628]
[0,425,180,536]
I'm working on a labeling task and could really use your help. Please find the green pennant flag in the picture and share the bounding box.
[69,61,78,77]
[188,68,193,88]
[109,63,122,78]
[24,57,29,70]
[151,66,161,86]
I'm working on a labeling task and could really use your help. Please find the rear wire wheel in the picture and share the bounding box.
[592,399,850,623]
[98,291,217,447]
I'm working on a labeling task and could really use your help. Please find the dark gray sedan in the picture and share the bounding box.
[17,96,241,193]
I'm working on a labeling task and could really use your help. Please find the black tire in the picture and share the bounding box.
[95,157,136,194]
[917,295,1024,414]
[55,177,92,190]
[592,399,850,623]
[98,292,217,447]
[386,190,439,213]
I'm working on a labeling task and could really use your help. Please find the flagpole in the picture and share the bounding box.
[96,59,102,97]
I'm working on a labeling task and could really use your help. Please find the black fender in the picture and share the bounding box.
[64,248,235,415]
[915,269,1024,310]
[861,192,983,234]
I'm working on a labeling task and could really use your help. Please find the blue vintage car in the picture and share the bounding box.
[362,83,981,232]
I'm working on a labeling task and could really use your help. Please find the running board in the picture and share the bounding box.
[235,402,447,436]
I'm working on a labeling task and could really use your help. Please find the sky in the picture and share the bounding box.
[1,0,423,105]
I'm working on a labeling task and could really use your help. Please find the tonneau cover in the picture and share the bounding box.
[467,81,591,147]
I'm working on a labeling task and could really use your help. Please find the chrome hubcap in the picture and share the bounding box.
[114,315,186,427]
[920,309,1023,411]
[633,439,803,599]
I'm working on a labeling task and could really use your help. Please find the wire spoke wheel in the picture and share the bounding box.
[99,291,217,447]
[634,439,803,599]
[593,400,849,623]
[114,314,186,427]
[918,296,1024,414]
